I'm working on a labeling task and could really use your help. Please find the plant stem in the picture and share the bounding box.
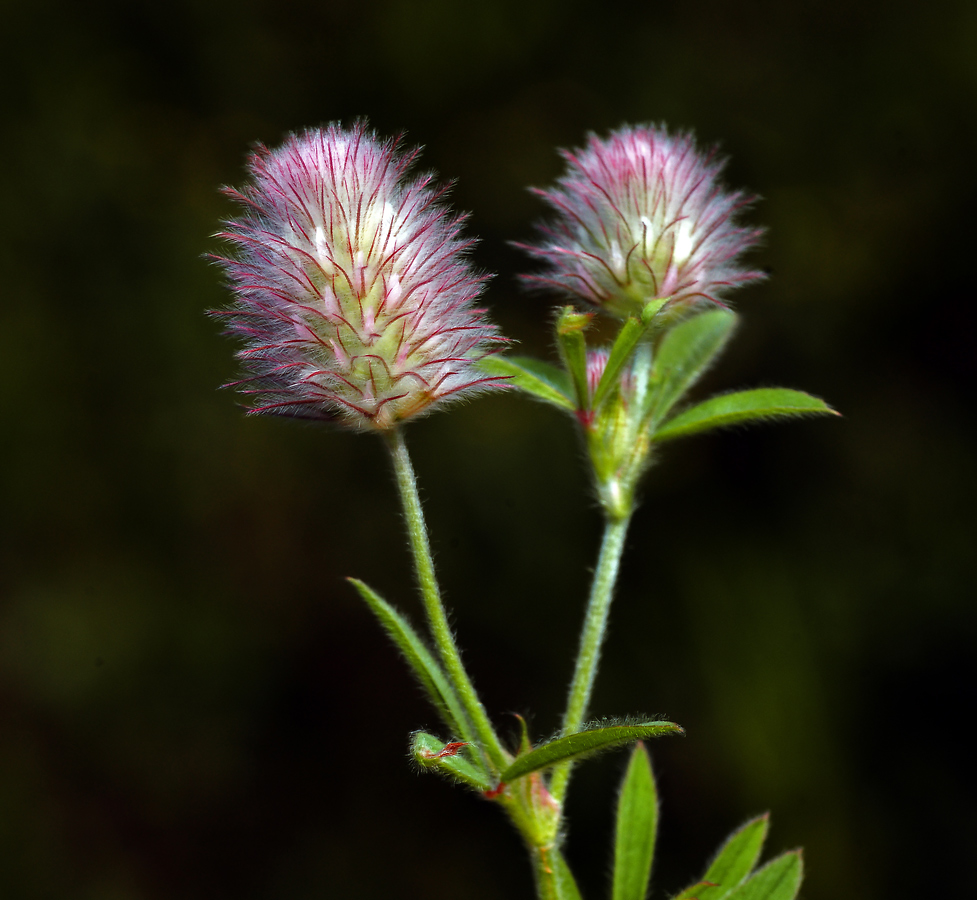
[384,427,508,773]
[531,845,584,900]
[549,510,633,805]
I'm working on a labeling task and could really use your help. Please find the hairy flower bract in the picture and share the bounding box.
[214,123,506,430]
[521,125,764,318]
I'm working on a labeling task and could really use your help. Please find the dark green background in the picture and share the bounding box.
[2,0,974,898]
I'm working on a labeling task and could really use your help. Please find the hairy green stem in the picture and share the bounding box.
[531,845,584,900]
[550,510,633,804]
[384,428,508,772]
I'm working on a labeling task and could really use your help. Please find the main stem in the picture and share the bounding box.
[384,427,508,772]
[549,510,633,805]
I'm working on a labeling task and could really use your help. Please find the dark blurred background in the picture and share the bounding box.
[2,0,975,898]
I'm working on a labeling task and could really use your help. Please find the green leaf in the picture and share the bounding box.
[641,298,670,325]
[592,317,645,410]
[347,579,472,743]
[646,309,738,425]
[673,814,770,900]
[724,852,803,900]
[411,732,493,791]
[556,305,592,408]
[513,713,532,755]
[476,355,576,411]
[612,743,659,900]
[501,721,683,782]
[653,389,837,443]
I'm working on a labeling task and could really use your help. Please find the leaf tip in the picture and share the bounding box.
[788,848,805,881]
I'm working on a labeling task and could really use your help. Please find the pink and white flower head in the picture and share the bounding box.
[214,123,507,431]
[521,125,764,319]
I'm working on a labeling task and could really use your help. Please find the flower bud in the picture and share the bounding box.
[520,125,764,318]
[214,123,506,430]
[585,348,610,401]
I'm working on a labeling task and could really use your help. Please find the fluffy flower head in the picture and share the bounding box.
[214,123,506,431]
[521,125,763,318]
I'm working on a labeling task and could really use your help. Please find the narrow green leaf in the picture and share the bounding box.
[646,309,737,425]
[724,852,803,900]
[411,732,493,791]
[673,814,770,900]
[501,721,683,782]
[703,815,770,897]
[513,713,532,755]
[613,743,659,900]
[673,883,713,900]
[641,298,670,325]
[592,317,645,409]
[653,389,837,443]
[556,305,592,408]
[347,579,472,743]
[476,355,576,410]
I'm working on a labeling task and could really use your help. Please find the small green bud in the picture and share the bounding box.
[411,732,492,791]
[586,343,655,519]
[556,305,594,335]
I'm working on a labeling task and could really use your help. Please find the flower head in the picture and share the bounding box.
[520,125,764,318]
[214,123,506,431]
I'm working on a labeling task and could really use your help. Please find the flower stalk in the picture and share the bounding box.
[550,509,633,805]
[384,427,508,773]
